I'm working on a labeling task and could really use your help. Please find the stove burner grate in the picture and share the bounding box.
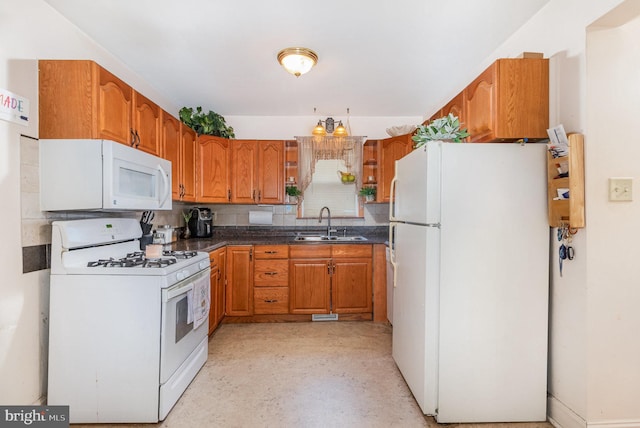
[87,251,181,268]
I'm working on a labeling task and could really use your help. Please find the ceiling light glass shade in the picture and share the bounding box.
[277,47,318,77]
[333,121,348,137]
[312,120,327,136]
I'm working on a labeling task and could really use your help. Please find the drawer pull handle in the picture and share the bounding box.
[264,272,278,276]
[264,250,278,254]
[264,299,278,303]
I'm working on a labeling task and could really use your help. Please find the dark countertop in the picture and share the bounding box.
[164,226,388,253]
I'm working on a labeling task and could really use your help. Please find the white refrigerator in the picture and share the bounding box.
[389,141,549,423]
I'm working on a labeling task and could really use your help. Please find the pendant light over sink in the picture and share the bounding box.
[277,47,318,77]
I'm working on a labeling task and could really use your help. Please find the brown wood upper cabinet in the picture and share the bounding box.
[425,58,549,143]
[164,115,196,201]
[39,60,163,156]
[378,135,413,203]
[362,134,412,204]
[196,135,232,203]
[465,58,548,142]
[231,140,284,204]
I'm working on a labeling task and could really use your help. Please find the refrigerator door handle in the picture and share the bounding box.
[389,222,398,288]
[389,172,398,221]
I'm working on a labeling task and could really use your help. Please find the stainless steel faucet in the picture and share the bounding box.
[319,206,334,237]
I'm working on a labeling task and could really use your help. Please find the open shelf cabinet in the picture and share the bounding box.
[547,133,585,229]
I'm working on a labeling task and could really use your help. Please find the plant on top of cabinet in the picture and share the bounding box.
[412,113,470,148]
[179,106,235,138]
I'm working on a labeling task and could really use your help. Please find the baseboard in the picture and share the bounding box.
[587,420,640,428]
[548,396,586,428]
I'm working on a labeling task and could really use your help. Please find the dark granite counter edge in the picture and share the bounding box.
[165,226,388,253]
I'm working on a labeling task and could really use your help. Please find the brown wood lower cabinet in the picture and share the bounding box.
[221,243,375,321]
[289,244,372,316]
[225,245,253,316]
[253,245,289,315]
[208,247,226,334]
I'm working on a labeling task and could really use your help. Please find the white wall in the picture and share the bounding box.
[586,4,640,424]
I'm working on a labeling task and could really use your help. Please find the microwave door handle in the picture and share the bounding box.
[158,164,170,207]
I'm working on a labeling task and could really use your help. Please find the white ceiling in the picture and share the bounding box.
[44,0,549,119]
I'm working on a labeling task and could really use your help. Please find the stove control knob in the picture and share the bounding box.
[177,270,189,281]
[199,261,208,270]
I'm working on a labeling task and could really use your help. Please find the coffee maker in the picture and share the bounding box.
[188,207,213,238]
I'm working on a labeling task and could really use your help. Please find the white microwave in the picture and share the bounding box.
[40,139,172,211]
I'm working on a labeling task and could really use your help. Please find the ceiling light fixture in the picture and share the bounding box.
[277,47,318,77]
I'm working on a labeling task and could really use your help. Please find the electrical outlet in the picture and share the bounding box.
[609,177,633,201]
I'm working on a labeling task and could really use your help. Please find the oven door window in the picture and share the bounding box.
[175,295,193,343]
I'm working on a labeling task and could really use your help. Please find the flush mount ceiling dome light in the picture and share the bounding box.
[277,47,318,77]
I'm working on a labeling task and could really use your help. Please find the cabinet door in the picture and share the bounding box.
[257,140,285,204]
[225,246,253,316]
[162,114,182,200]
[215,248,226,325]
[493,58,549,140]
[208,264,220,335]
[332,258,373,313]
[441,92,465,124]
[464,62,496,143]
[180,125,197,202]
[97,66,133,145]
[132,91,162,156]
[39,60,95,139]
[378,135,412,202]
[289,259,331,314]
[231,140,258,203]
[197,135,232,203]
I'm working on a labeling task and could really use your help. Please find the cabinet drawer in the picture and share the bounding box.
[254,245,289,259]
[289,244,331,259]
[254,259,289,286]
[254,287,289,314]
[331,244,372,258]
[209,247,224,265]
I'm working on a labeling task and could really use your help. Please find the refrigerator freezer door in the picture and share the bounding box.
[391,222,440,415]
[392,145,441,225]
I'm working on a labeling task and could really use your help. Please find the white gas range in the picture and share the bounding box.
[47,218,211,423]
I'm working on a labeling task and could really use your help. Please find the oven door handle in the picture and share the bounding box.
[166,283,194,300]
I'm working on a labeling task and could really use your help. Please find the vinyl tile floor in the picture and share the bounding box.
[74,322,554,428]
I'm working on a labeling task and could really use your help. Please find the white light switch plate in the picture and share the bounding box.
[609,177,633,201]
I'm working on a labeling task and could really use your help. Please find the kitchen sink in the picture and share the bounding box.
[294,235,367,242]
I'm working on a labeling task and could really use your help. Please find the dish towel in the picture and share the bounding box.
[188,279,210,330]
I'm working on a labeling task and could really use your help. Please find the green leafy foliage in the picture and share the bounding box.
[412,113,470,147]
[179,106,235,138]
[285,185,303,197]
[358,186,376,196]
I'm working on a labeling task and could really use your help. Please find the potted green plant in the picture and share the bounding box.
[285,185,302,204]
[358,186,376,202]
[179,106,235,138]
[412,113,470,148]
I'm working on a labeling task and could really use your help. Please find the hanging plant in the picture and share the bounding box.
[179,106,235,138]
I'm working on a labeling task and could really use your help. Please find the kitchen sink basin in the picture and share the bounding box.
[294,235,367,242]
